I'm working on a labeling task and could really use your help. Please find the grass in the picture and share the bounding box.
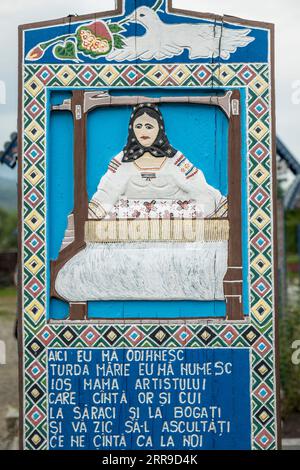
[287,254,300,264]
[0,286,17,298]
[0,286,17,318]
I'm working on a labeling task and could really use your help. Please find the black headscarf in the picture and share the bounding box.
[122,103,177,162]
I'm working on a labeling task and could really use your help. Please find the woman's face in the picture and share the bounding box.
[133,113,159,147]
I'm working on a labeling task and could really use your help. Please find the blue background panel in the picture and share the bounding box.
[47,88,249,320]
[24,0,269,65]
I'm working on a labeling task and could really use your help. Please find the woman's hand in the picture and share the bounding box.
[88,199,106,219]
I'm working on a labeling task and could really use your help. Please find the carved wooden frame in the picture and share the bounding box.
[50,89,243,321]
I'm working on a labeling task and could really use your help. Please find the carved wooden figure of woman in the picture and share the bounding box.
[55,104,229,304]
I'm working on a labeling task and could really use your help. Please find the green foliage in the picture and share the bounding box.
[0,208,17,251]
[277,179,285,200]
[113,34,126,49]
[54,41,76,60]
[280,305,300,419]
[0,177,17,211]
[285,209,300,255]
[153,0,164,11]
[0,286,17,318]
[108,23,125,34]
[287,254,300,263]
[0,286,16,298]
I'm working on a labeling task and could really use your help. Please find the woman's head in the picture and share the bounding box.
[122,103,177,162]
[133,112,159,147]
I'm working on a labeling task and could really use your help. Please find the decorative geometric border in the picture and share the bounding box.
[21,62,277,450]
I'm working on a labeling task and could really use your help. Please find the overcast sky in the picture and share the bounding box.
[0,0,299,180]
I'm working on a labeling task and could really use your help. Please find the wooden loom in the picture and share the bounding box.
[50,90,244,321]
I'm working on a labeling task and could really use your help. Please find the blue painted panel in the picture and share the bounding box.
[86,92,229,201]
[240,88,250,317]
[47,91,74,320]
[47,112,74,258]
[48,347,251,450]
[47,88,249,320]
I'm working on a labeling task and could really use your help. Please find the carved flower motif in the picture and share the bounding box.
[76,21,113,57]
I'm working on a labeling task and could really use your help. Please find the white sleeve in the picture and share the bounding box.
[89,153,129,218]
[172,154,224,217]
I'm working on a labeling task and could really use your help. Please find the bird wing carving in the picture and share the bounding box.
[107,36,183,61]
[106,7,254,62]
[186,24,254,60]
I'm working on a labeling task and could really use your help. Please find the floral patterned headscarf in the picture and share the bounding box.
[122,103,177,162]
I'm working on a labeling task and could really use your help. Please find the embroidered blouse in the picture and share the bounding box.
[88,151,226,220]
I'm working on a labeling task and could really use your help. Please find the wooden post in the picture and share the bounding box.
[223,89,244,320]
[50,90,88,320]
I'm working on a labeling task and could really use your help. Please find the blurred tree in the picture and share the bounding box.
[0,208,17,251]
[280,306,300,419]
[285,209,300,255]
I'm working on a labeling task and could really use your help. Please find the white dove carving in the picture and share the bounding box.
[107,6,255,62]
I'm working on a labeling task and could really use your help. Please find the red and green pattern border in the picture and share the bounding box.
[21,62,278,450]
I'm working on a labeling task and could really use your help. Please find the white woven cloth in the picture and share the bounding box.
[55,241,228,302]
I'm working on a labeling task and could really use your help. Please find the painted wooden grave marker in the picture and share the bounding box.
[18,0,280,450]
